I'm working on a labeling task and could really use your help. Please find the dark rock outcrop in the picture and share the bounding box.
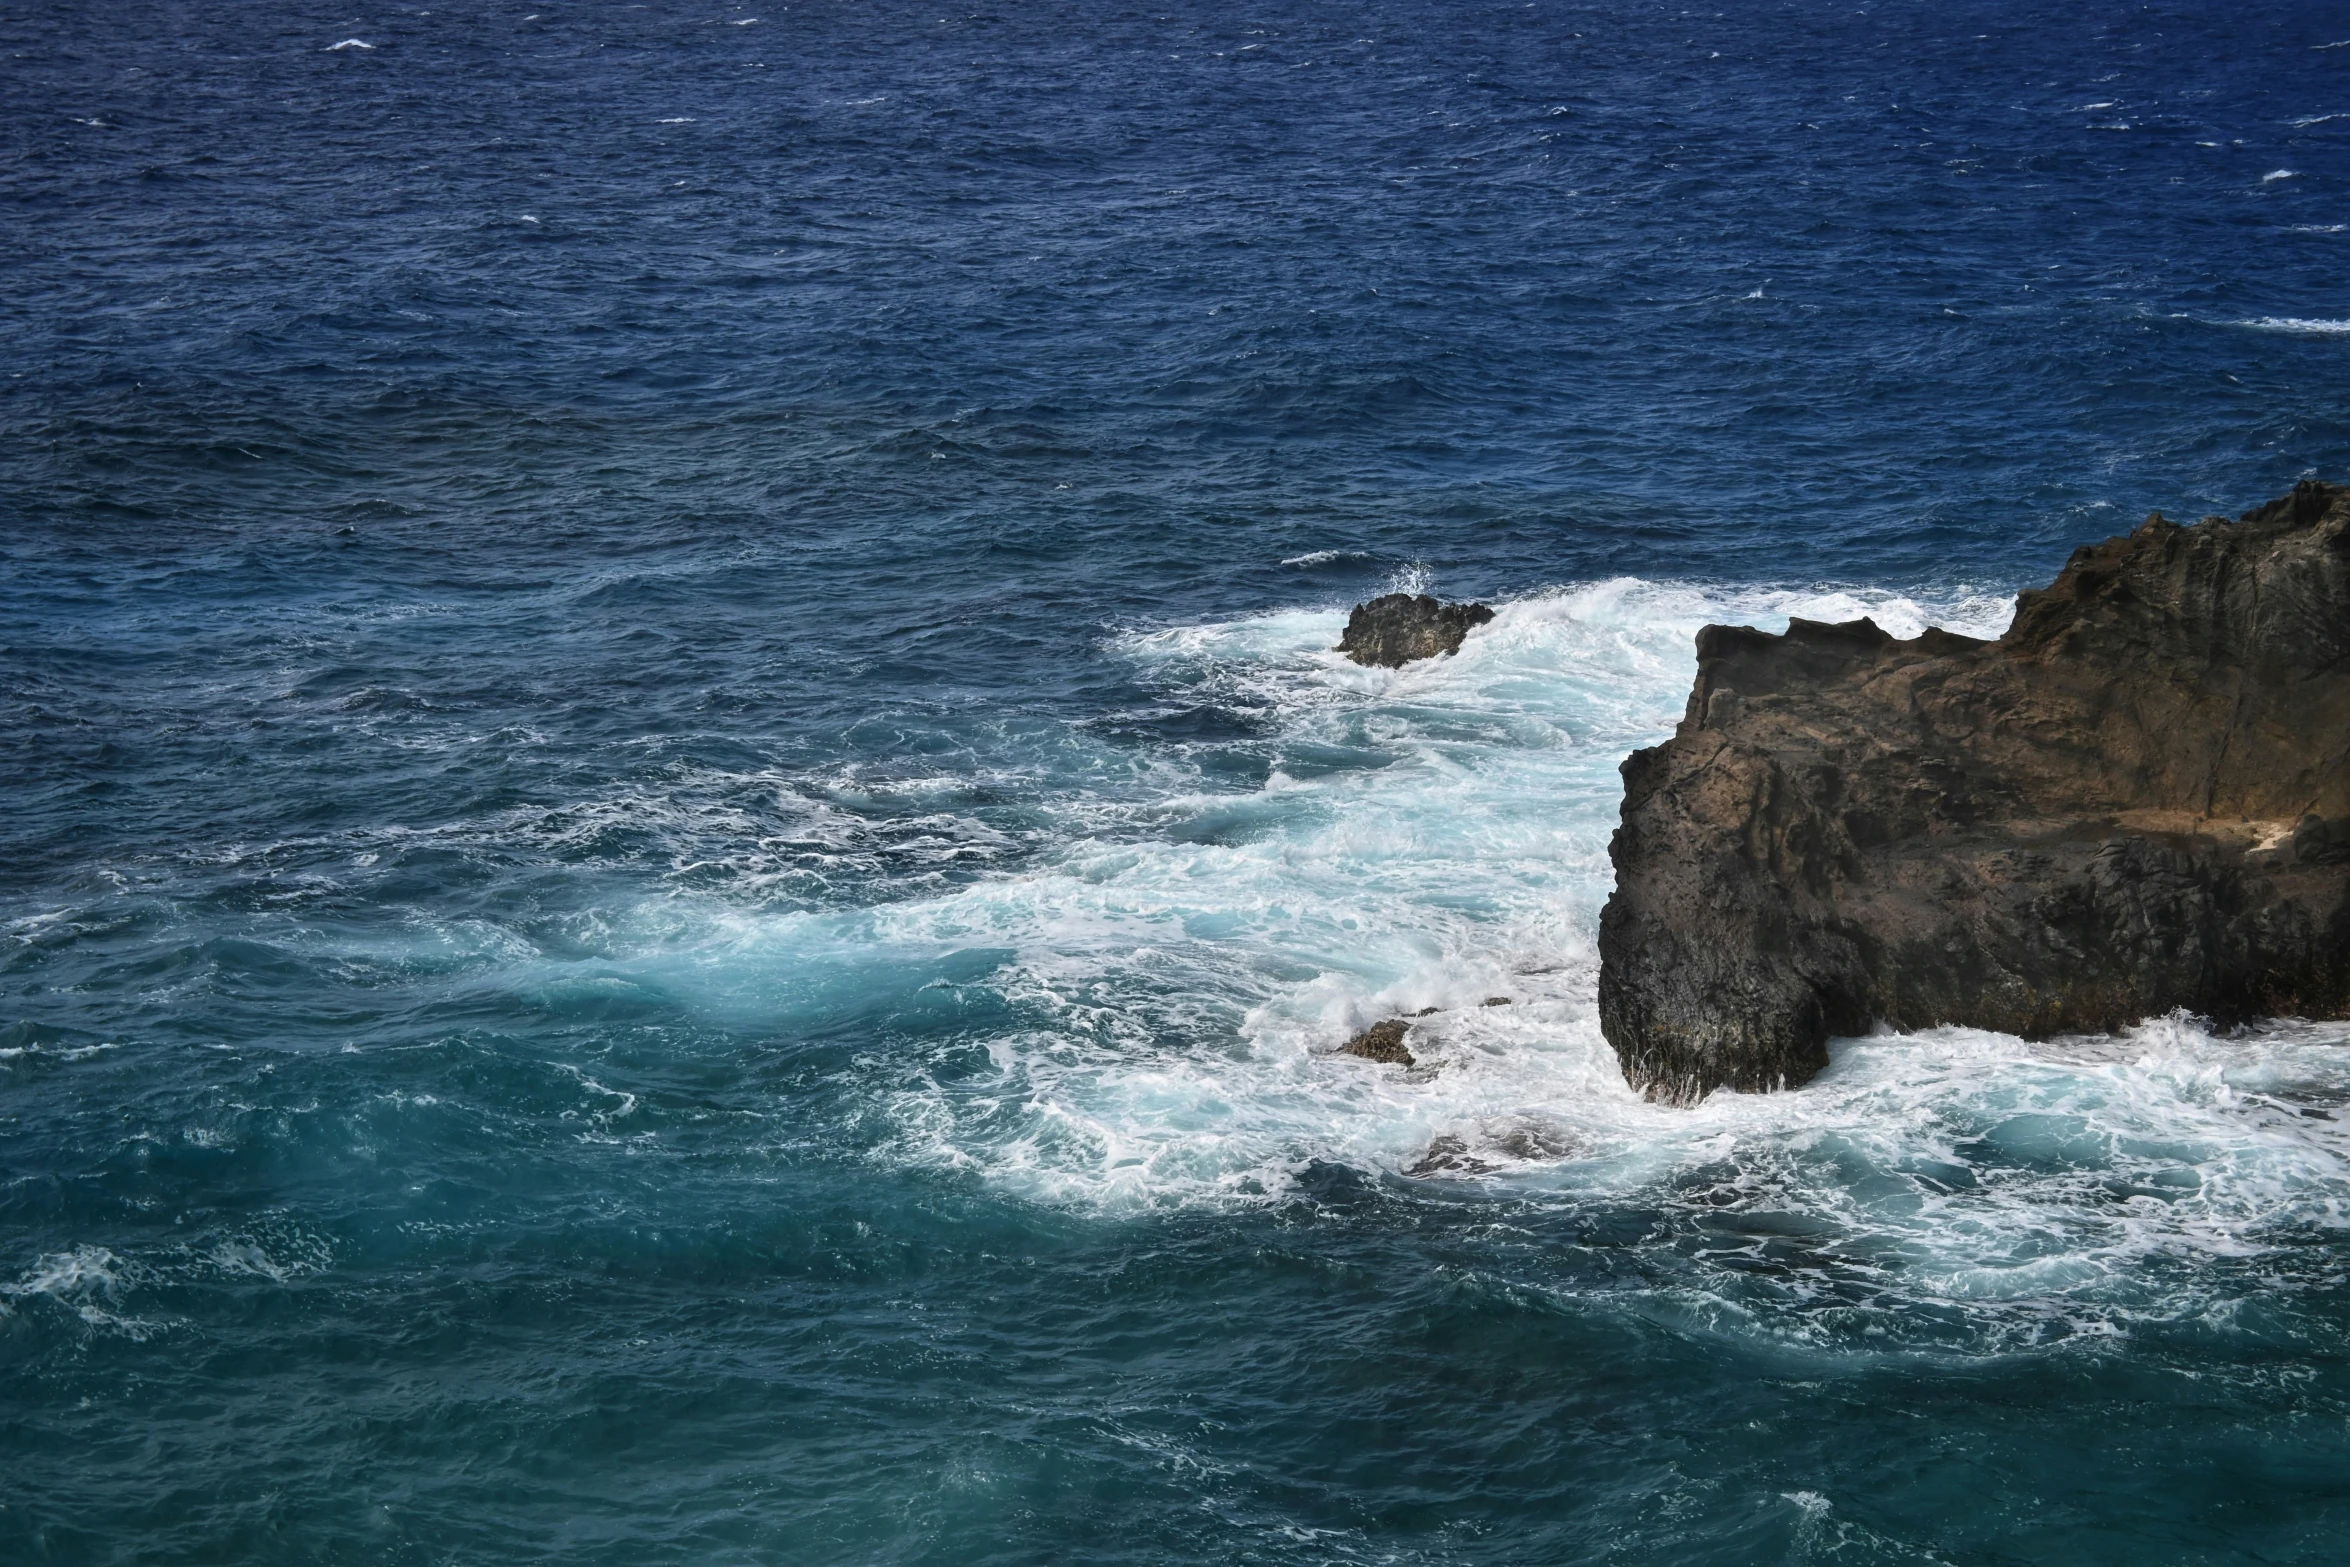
[1599,481,2350,1105]
[1340,1019,1416,1065]
[1337,593,1495,668]
[1339,1007,1441,1066]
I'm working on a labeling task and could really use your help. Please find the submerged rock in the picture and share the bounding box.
[1600,480,2350,1105]
[1404,1134,1480,1176]
[1336,593,1495,668]
[1405,1120,1579,1177]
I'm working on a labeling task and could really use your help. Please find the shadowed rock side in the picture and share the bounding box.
[1337,593,1495,667]
[1600,481,2350,1105]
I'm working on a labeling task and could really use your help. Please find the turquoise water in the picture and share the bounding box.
[5,1,2350,1561]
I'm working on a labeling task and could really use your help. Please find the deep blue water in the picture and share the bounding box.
[5,1,2350,1561]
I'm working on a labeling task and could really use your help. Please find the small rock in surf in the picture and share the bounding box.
[1339,1019,1415,1065]
[1336,593,1495,668]
[1406,1135,1484,1176]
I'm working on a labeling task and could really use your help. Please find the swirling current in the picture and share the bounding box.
[5,1,2350,1562]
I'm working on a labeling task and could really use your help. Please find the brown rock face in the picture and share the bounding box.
[1340,1019,1416,1065]
[1336,594,1495,668]
[1599,481,2350,1105]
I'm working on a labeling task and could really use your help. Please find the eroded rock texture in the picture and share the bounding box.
[1340,1019,1416,1066]
[1336,594,1495,668]
[1599,481,2350,1104]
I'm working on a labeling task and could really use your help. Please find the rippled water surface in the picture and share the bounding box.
[5,1,2350,1562]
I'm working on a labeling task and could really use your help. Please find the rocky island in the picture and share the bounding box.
[1337,592,1495,668]
[1599,480,2350,1104]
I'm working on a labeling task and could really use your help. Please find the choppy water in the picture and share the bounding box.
[5,1,2350,1562]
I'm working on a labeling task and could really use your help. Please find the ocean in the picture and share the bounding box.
[4,1,2349,1561]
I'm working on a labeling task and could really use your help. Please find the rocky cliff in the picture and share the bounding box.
[1599,481,2350,1104]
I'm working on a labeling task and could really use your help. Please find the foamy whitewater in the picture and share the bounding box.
[8,0,2350,1559]
[594,582,2350,1356]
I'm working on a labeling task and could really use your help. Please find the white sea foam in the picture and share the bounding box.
[2239,316,2350,334]
[2291,113,2348,127]
[1380,560,1436,596]
[324,38,375,52]
[452,574,2350,1343]
[0,1041,117,1065]
[203,1230,331,1284]
[636,580,2016,1210]
[2263,169,2299,182]
[1,1246,162,1336]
